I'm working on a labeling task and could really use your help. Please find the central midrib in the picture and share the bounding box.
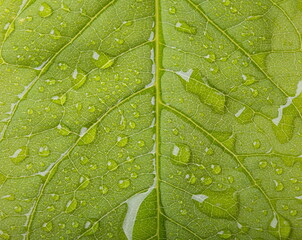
[155,0,162,238]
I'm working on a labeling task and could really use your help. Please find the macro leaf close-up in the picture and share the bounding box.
[1,0,302,239]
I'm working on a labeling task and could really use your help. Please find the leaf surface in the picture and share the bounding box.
[0,0,302,239]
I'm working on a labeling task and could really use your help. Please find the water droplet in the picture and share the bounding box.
[0,230,10,240]
[92,51,114,69]
[79,125,97,145]
[169,6,176,14]
[177,69,225,113]
[14,205,22,213]
[38,3,53,18]
[242,74,256,86]
[170,143,191,165]
[290,209,297,216]
[83,221,99,236]
[115,38,124,44]
[39,145,50,157]
[107,160,118,171]
[116,134,129,147]
[175,21,197,34]
[57,124,71,136]
[211,164,222,174]
[193,188,239,220]
[129,121,136,129]
[50,28,61,39]
[46,205,55,211]
[10,146,29,164]
[138,140,145,147]
[180,209,187,215]
[269,214,291,239]
[51,94,67,105]
[58,62,68,70]
[118,179,130,189]
[259,161,267,169]
[274,180,284,191]
[71,68,87,89]
[99,185,108,194]
[65,199,77,213]
[187,174,197,184]
[79,175,90,190]
[201,176,212,185]
[217,229,232,239]
[42,221,53,232]
[253,139,261,149]
[204,52,216,63]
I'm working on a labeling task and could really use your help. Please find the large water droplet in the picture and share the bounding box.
[51,94,67,105]
[107,160,118,171]
[269,213,291,239]
[42,221,53,232]
[71,68,87,89]
[116,134,129,147]
[38,3,53,18]
[65,198,77,213]
[118,179,130,189]
[79,126,97,145]
[83,221,99,236]
[92,51,114,69]
[170,143,191,165]
[192,188,239,219]
[0,230,10,240]
[175,21,197,34]
[10,146,29,164]
[57,124,71,136]
[39,145,50,157]
[79,175,90,190]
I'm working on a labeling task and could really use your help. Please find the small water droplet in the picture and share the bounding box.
[79,126,97,145]
[38,3,53,18]
[242,74,256,86]
[50,28,61,39]
[201,177,212,185]
[99,185,109,194]
[116,134,129,147]
[204,52,216,63]
[71,68,87,89]
[10,146,29,164]
[79,175,90,190]
[42,221,53,232]
[169,6,176,14]
[107,160,118,171]
[65,198,77,213]
[57,124,71,136]
[118,179,130,189]
[211,164,222,174]
[0,230,10,240]
[39,145,50,157]
[83,221,99,236]
[175,21,197,34]
[170,143,191,165]
[92,51,114,69]
[274,180,284,191]
[259,161,267,169]
[51,94,67,105]
[253,139,261,149]
[14,205,22,213]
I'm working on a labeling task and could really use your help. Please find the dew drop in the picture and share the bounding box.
[211,164,222,174]
[269,214,291,239]
[242,74,256,86]
[259,161,267,169]
[169,6,176,14]
[170,143,191,165]
[83,221,99,236]
[107,160,118,171]
[99,185,109,194]
[57,124,71,136]
[253,139,261,149]
[14,205,22,213]
[42,221,53,232]
[39,145,50,157]
[50,28,61,39]
[116,134,129,147]
[92,51,114,69]
[118,179,130,189]
[217,229,232,239]
[274,180,284,192]
[71,68,87,89]
[65,198,77,213]
[79,125,97,145]
[51,94,67,105]
[10,146,29,164]
[0,230,10,240]
[79,175,90,190]
[204,52,216,63]
[38,3,53,18]
[175,21,197,34]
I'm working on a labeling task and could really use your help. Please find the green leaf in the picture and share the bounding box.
[0,0,302,239]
